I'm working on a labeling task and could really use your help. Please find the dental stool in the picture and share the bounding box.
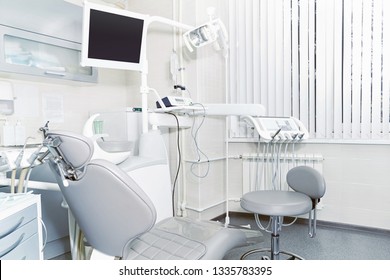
[240,166,326,260]
[39,128,252,260]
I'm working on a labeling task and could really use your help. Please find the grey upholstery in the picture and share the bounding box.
[240,166,326,260]
[52,159,157,257]
[125,227,207,260]
[43,130,250,260]
[286,166,326,199]
[46,130,94,169]
[241,191,312,217]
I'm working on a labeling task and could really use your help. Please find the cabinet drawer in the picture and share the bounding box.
[0,234,40,260]
[0,204,37,239]
[0,218,38,258]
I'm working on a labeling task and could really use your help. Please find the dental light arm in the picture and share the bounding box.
[139,11,227,133]
[148,16,194,32]
[139,16,194,133]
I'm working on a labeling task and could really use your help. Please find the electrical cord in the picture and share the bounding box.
[184,87,192,99]
[283,216,298,227]
[255,213,272,233]
[264,142,270,188]
[254,136,265,191]
[270,141,282,191]
[22,145,44,193]
[254,137,261,190]
[283,142,289,190]
[271,143,278,190]
[16,168,29,193]
[165,112,181,217]
[190,103,210,178]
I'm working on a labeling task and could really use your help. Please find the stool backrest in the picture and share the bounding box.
[286,166,326,199]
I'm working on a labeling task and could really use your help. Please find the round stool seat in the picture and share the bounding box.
[241,190,312,217]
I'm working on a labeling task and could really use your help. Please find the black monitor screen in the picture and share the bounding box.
[88,9,144,64]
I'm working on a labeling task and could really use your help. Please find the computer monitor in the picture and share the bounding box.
[81,2,148,72]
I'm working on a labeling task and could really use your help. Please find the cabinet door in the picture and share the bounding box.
[0,25,97,83]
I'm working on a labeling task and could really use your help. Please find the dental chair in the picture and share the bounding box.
[240,166,326,260]
[40,128,251,260]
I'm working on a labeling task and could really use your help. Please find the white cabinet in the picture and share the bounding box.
[0,25,97,83]
[0,194,43,260]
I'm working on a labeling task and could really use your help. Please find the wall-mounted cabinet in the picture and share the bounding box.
[0,25,97,83]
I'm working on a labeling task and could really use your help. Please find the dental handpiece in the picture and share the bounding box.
[272,128,282,140]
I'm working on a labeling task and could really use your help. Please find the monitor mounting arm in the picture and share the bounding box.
[139,16,194,134]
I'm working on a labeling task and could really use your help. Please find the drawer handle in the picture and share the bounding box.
[0,233,25,258]
[0,217,24,239]
[44,71,66,77]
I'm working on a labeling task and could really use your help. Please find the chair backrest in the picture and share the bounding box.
[286,166,326,199]
[45,130,157,258]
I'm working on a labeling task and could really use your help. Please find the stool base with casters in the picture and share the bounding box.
[240,215,305,260]
[241,249,304,260]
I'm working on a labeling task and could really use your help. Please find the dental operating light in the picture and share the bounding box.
[183,18,228,53]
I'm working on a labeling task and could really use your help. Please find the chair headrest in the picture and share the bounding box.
[46,130,94,170]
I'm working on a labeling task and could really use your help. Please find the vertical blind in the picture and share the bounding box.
[228,0,390,141]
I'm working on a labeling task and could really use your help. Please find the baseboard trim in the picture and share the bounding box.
[213,212,390,236]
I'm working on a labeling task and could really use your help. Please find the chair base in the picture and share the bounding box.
[240,248,304,260]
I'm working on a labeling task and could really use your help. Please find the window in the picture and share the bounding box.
[228,0,390,141]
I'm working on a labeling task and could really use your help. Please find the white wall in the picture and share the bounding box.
[297,143,390,230]
[0,69,130,142]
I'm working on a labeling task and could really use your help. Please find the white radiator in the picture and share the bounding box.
[242,153,324,194]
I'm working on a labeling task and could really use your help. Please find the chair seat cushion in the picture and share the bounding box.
[241,190,312,216]
[125,227,207,260]
[124,217,250,260]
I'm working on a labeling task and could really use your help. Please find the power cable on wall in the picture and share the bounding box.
[165,112,181,217]
[189,103,210,178]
